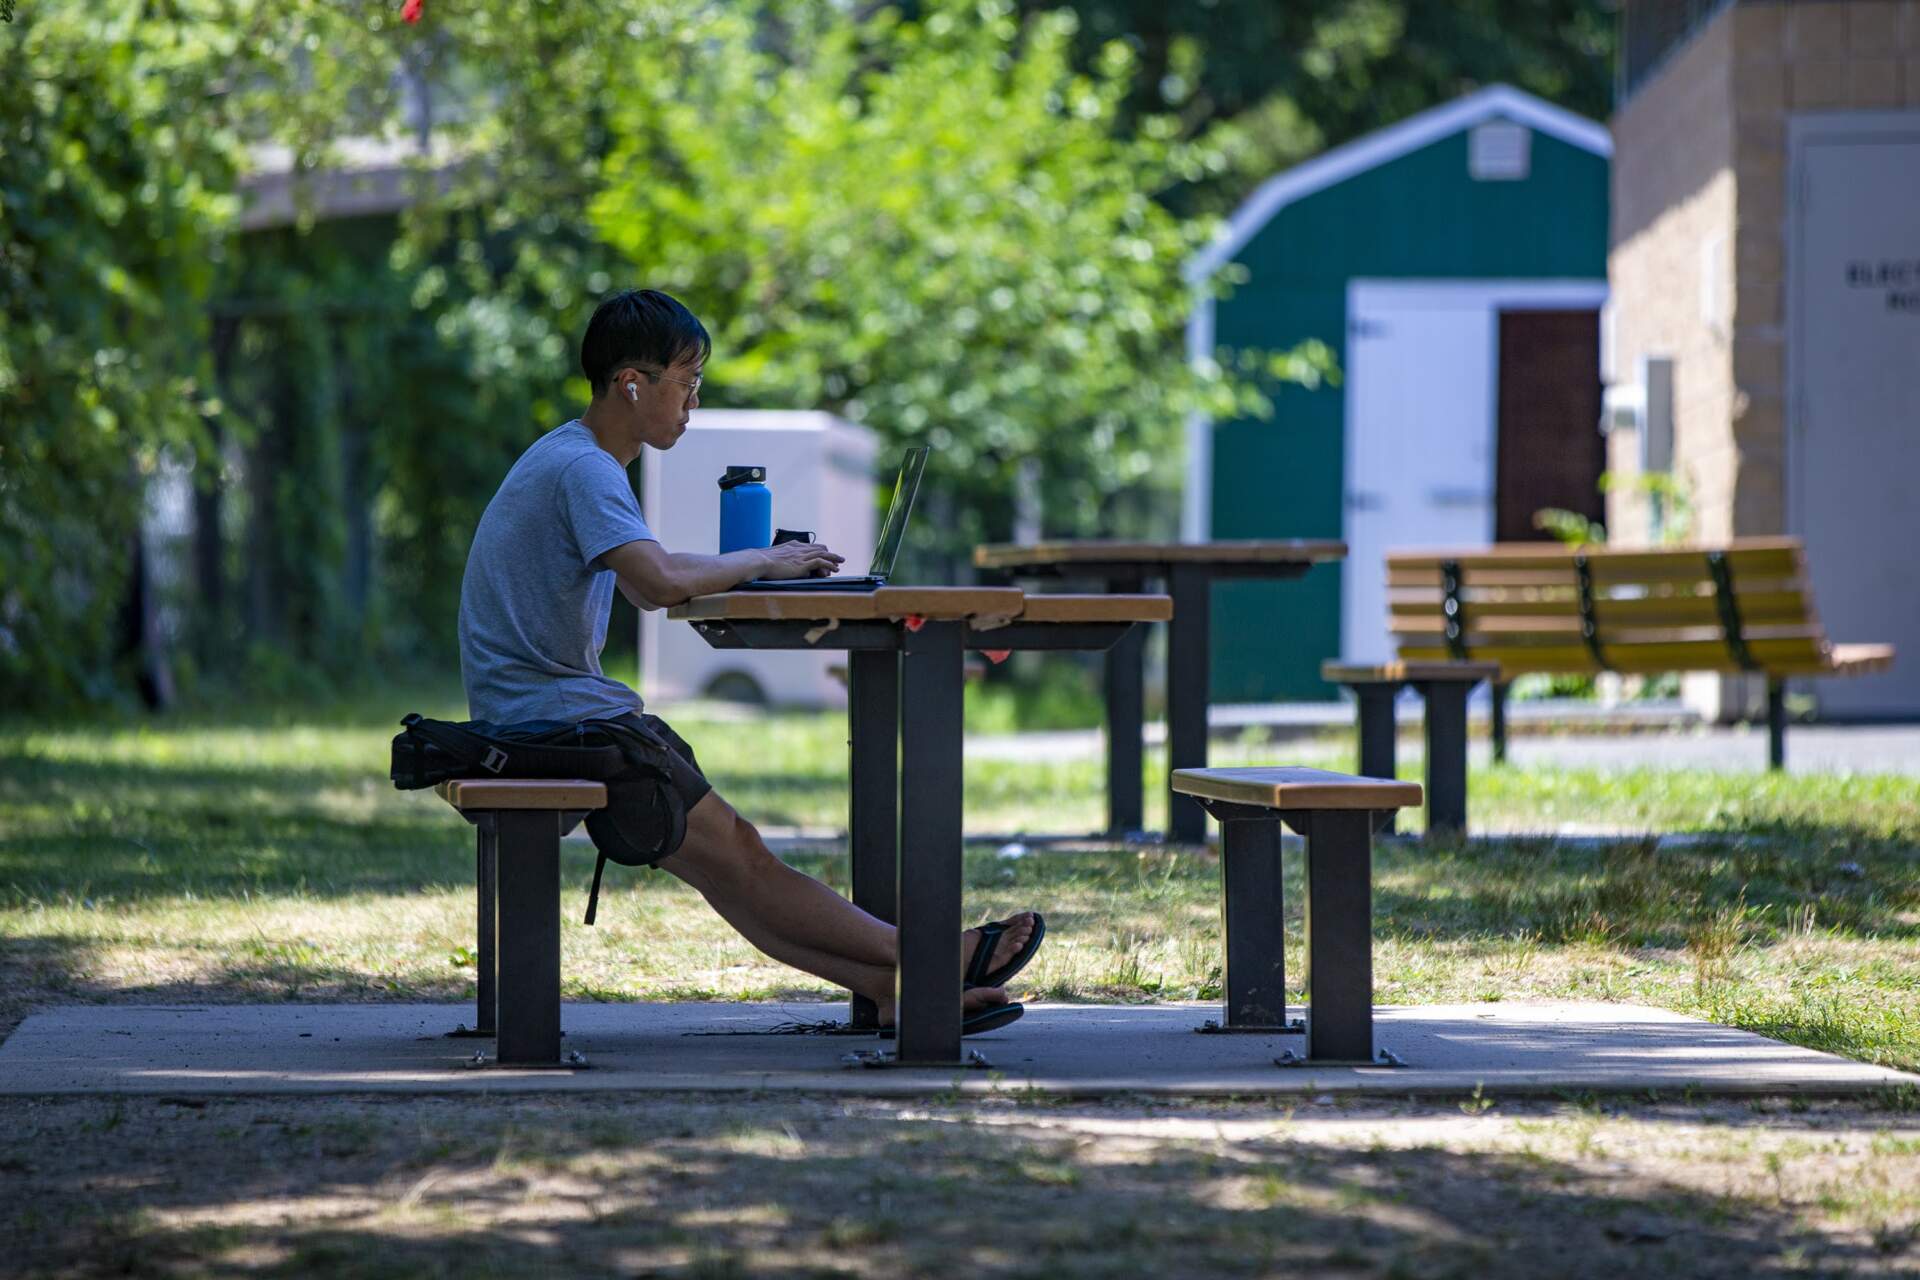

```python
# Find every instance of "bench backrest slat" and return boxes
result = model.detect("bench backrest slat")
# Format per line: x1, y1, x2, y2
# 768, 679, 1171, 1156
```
1389, 585, 1813, 630
1388, 537, 1803, 574
1397, 633, 1830, 675
1383, 539, 1836, 678
1391, 617, 1822, 645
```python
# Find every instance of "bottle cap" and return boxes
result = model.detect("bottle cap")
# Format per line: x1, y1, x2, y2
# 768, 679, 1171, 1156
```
718, 465, 766, 490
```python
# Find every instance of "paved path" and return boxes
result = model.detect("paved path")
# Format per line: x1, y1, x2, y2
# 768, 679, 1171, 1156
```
969, 707, 1920, 776
2, 1002, 1913, 1098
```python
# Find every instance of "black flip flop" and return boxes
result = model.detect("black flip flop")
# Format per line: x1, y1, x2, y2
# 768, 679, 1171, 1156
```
878, 1001, 1025, 1039
964, 912, 1046, 990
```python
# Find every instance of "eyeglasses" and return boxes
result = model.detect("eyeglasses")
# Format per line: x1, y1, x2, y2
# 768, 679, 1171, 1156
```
647, 369, 702, 399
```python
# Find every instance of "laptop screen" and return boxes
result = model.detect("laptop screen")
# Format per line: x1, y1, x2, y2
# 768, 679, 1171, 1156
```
868, 447, 930, 577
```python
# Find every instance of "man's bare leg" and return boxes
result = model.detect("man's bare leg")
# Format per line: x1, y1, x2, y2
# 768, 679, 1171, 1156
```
657, 791, 1038, 991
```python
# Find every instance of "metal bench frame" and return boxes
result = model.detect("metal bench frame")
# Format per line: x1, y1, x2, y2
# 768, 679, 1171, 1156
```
1174, 767, 1421, 1065
439, 783, 603, 1066
1321, 662, 1498, 836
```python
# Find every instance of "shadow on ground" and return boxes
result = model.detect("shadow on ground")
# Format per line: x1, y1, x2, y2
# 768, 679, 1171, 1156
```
8, 1094, 1914, 1278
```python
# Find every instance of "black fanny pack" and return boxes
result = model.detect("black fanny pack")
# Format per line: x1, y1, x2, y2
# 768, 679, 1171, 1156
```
389, 712, 689, 925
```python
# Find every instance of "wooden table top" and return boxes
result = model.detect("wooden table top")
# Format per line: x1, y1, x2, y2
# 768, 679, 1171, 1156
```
669, 587, 1173, 625
670, 585, 1025, 623
974, 539, 1347, 571
1017, 594, 1173, 623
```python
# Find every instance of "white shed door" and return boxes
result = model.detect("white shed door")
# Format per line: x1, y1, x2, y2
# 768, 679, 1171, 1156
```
1342, 290, 1496, 663
1791, 118, 1920, 716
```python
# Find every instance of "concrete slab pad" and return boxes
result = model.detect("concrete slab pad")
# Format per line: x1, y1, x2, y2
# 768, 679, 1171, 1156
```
1, 1002, 1913, 1099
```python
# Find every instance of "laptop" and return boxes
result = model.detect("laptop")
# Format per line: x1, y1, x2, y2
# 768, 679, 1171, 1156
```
733, 446, 929, 592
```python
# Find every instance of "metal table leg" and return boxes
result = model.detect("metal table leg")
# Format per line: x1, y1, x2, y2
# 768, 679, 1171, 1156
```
1352, 681, 1400, 835
1490, 681, 1510, 764
848, 647, 900, 1029
895, 619, 966, 1064
1767, 678, 1786, 770
1102, 575, 1147, 836
493, 809, 563, 1066
1166, 564, 1212, 844
1416, 679, 1472, 837
1301, 809, 1374, 1063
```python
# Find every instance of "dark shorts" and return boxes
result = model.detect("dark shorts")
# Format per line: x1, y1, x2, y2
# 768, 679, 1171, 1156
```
608, 711, 713, 865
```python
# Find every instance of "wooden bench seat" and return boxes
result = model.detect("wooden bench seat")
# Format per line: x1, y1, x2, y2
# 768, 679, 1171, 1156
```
437, 778, 607, 1066
1383, 538, 1894, 768
1172, 766, 1421, 1064
436, 779, 608, 809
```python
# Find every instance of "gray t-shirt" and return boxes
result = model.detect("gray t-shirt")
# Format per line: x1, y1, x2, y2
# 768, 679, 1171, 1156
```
458, 421, 656, 723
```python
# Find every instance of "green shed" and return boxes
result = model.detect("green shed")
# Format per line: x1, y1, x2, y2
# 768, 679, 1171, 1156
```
1185, 84, 1612, 702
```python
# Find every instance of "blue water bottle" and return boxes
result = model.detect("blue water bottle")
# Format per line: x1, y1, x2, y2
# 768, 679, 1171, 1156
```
718, 465, 772, 554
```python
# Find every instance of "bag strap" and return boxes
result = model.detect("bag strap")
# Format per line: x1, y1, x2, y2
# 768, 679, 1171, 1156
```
584, 852, 609, 926
573, 718, 687, 926
403, 715, 625, 779
401, 715, 515, 770
577, 718, 679, 782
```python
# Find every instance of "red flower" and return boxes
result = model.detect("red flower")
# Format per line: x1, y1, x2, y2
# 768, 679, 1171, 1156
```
401, 0, 424, 24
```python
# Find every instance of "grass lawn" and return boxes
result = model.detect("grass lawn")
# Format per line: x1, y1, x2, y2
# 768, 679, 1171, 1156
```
2, 688, 1918, 1275
2, 688, 1916, 1068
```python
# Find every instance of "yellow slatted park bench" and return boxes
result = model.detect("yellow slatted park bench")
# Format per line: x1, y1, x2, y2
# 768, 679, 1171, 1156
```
1384, 537, 1894, 770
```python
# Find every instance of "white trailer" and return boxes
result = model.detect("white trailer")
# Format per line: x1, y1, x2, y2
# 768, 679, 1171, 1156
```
638, 410, 879, 708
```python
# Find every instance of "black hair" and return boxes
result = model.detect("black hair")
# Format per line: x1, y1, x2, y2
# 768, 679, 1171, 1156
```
579, 289, 712, 397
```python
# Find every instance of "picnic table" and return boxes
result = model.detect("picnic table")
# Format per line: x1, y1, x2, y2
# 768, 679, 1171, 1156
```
972, 540, 1346, 842
669, 585, 1169, 1064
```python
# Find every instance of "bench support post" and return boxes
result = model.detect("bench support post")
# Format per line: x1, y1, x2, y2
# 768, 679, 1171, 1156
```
1417, 679, 1471, 836
1166, 564, 1212, 844
1102, 573, 1147, 836
1301, 809, 1375, 1063
848, 648, 901, 1030
491, 810, 564, 1066
1767, 678, 1786, 771
1490, 681, 1509, 765
895, 619, 966, 1065
1217, 812, 1290, 1030
475, 823, 498, 1036
1351, 682, 1399, 836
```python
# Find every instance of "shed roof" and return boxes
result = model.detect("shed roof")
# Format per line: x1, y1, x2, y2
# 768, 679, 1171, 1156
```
1185, 83, 1611, 284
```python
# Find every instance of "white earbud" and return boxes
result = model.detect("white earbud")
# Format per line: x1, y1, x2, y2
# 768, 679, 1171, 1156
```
626, 383, 639, 402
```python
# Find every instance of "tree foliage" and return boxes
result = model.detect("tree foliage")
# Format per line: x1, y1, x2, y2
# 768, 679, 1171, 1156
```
0, 0, 610, 703
0, 3, 240, 702
591, 0, 1309, 565
1029, 0, 1616, 213
2, 0, 1608, 709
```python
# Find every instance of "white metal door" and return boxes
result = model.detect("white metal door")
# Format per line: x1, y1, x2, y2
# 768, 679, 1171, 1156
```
1790, 114, 1920, 717
1342, 290, 1497, 663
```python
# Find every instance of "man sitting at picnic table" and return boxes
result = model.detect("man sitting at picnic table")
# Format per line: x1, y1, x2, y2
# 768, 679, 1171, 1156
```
457, 288, 1042, 1035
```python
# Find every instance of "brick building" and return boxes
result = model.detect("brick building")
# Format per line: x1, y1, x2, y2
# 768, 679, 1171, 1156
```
1606, 0, 1920, 718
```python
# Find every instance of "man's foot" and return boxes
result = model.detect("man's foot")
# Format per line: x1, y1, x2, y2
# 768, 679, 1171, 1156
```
874, 985, 1009, 1029
963, 911, 1043, 988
